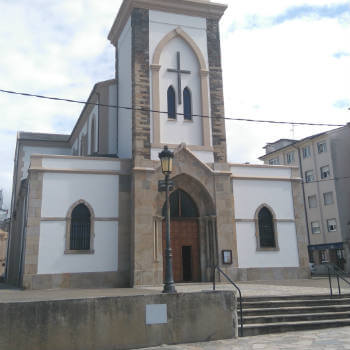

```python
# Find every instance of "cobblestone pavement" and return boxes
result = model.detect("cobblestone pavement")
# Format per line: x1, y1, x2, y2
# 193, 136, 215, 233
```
140, 327, 350, 350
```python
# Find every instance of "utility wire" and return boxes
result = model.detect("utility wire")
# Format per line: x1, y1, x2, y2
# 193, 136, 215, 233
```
0, 88, 346, 128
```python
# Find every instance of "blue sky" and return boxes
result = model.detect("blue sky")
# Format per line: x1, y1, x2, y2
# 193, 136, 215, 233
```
0, 0, 349, 210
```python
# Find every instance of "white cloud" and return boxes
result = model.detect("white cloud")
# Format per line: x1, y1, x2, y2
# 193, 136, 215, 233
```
0, 0, 349, 207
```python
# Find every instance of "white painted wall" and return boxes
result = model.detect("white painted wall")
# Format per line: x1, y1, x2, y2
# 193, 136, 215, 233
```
149, 10, 212, 148
22, 146, 71, 179
236, 222, 299, 268
117, 17, 132, 159
232, 164, 299, 268
108, 84, 118, 155
37, 221, 118, 274
41, 173, 119, 218
37, 158, 120, 274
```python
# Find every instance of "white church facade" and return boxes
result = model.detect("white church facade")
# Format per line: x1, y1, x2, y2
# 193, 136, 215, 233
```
7, 0, 309, 289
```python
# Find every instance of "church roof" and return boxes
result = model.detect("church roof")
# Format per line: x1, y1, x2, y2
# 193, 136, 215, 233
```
17, 132, 70, 143
108, 0, 227, 45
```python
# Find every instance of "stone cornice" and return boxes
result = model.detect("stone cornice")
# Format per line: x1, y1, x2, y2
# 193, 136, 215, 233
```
108, 0, 227, 45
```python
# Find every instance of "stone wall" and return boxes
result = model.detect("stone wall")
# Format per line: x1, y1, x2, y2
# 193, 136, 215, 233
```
206, 18, 227, 163
131, 8, 151, 162
0, 291, 236, 350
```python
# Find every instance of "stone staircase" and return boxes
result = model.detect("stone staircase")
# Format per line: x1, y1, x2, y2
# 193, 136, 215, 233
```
239, 294, 350, 337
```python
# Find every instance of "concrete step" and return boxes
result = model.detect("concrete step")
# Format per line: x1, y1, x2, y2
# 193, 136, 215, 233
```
242, 318, 350, 337
239, 293, 350, 303
242, 297, 350, 309
242, 311, 350, 324
243, 304, 350, 316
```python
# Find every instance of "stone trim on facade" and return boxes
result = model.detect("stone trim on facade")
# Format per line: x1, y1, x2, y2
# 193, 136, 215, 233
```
108, 0, 227, 45
207, 18, 227, 163
132, 8, 151, 162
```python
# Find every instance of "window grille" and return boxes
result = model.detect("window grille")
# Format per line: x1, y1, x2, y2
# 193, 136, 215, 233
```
269, 157, 279, 165
258, 207, 276, 248
70, 203, 91, 250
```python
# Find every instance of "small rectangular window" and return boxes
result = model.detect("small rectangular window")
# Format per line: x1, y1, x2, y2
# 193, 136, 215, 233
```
286, 151, 294, 164
308, 195, 317, 208
269, 157, 280, 165
320, 165, 330, 179
302, 146, 311, 159
305, 170, 314, 183
327, 219, 337, 232
317, 141, 327, 153
323, 192, 334, 205
311, 221, 321, 234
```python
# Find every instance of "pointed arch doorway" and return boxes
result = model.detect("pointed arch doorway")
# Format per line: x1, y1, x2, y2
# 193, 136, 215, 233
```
162, 189, 200, 282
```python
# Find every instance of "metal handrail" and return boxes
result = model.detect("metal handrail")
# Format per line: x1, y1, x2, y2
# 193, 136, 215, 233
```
212, 265, 243, 337
327, 263, 350, 297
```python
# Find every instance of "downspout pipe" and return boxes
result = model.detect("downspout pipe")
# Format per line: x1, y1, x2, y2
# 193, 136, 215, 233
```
293, 146, 311, 248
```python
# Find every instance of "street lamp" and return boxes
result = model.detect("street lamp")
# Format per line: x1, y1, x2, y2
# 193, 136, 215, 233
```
159, 145, 177, 294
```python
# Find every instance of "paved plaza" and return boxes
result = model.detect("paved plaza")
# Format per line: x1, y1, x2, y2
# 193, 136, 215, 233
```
139, 327, 350, 350
0, 277, 349, 302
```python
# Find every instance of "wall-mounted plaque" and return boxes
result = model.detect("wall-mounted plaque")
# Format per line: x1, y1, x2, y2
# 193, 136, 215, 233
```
222, 250, 232, 265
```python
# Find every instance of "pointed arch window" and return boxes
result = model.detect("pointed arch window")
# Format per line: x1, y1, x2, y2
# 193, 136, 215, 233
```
183, 87, 192, 121
162, 189, 198, 218
167, 86, 176, 119
256, 206, 278, 250
65, 200, 95, 254
90, 118, 96, 155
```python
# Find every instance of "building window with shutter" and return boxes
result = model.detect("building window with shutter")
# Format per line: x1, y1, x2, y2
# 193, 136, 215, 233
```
308, 195, 317, 208
323, 192, 334, 205
311, 221, 321, 234
286, 151, 295, 164
269, 157, 280, 165
320, 165, 330, 179
317, 141, 327, 153
255, 205, 279, 251
65, 200, 95, 254
327, 219, 337, 232
302, 146, 311, 158
305, 170, 314, 183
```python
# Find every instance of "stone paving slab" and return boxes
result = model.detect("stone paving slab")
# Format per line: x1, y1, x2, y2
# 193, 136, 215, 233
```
139, 278, 350, 298
139, 327, 350, 350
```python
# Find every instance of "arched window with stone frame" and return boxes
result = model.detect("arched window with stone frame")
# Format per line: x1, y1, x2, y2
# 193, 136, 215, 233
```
65, 200, 95, 254
183, 87, 192, 121
255, 204, 279, 251
167, 86, 176, 119
90, 117, 96, 155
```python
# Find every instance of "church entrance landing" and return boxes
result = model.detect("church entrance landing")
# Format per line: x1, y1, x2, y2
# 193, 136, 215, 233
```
162, 190, 200, 282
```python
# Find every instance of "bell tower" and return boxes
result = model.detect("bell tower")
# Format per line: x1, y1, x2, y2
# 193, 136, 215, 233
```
108, 0, 228, 164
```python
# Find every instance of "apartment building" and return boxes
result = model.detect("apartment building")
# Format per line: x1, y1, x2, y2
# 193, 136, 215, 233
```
260, 125, 350, 273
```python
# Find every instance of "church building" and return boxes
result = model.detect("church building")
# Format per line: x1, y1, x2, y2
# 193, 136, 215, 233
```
7, 0, 309, 289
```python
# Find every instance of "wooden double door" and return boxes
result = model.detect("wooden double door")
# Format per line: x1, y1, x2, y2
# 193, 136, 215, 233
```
162, 219, 200, 282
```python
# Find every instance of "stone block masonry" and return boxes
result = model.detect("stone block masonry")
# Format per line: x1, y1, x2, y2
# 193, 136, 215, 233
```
0, 291, 236, 350
207, 18, 227, 163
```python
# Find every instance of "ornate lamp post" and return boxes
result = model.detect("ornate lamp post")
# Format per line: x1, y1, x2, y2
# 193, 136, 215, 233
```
158, 145, 177, 294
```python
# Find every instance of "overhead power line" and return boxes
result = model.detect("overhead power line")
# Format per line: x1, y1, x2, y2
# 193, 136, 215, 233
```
0, 88, 346, 127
